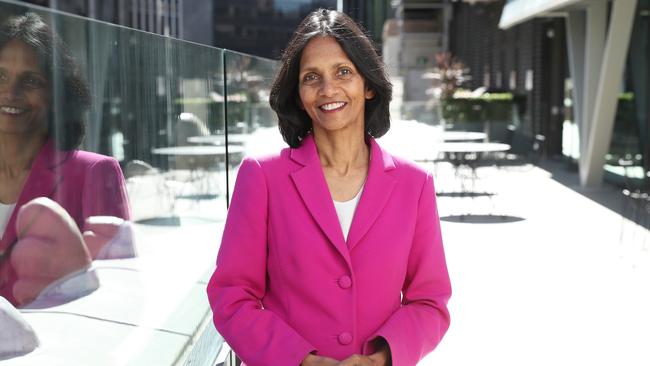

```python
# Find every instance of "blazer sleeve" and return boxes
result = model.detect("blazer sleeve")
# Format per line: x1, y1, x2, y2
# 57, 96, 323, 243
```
206, 157, 316, 366
364, 171, 451, 365
82, 157, 131, 220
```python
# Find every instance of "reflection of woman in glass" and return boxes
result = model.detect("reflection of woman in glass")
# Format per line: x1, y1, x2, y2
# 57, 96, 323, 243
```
208, 9, 450, 366
0, 13, 131, 307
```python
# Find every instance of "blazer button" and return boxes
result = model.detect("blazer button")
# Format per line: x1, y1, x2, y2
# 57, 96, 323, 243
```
338, 332, 352, 345
338, 275, 352, 289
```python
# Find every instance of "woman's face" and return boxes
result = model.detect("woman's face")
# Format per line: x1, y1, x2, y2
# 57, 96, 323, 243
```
298, 36, 374, 137
0, 40, 50, 138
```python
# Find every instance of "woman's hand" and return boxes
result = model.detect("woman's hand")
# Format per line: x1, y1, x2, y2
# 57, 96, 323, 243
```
338, 337, 391, 366
337, 354, 374, 366
300, 354, 339, 366
367, 347, 391, 366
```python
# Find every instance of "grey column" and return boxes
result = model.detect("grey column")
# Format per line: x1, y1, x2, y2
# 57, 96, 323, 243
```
581, 0, 607, 169
582, 0, 639, 186
566, 10, 586, 162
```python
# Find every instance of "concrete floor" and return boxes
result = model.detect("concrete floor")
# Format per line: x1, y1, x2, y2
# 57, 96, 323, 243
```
418, 158, 650, 366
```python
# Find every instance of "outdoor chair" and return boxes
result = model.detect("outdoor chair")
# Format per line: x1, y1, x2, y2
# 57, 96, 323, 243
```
618, 156, 650, 249
529, 134, 546, 164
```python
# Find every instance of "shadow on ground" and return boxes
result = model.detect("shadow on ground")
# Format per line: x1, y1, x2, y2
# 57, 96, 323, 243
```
436, 192, 495, 198
440, 214, 526, 224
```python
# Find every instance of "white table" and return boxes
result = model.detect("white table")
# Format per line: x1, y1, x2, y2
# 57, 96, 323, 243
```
442, 131, 488, 142
151, 145, 246, 201
437, 142, 510, 154
187, 134, 248, 145
151, 145, 244, 156
436, 143, 511, 212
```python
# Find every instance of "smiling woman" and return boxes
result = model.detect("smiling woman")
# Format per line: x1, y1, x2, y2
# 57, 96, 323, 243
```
0, 13, 132, 308
298, 37, 375, 142
207, 8, 452, 366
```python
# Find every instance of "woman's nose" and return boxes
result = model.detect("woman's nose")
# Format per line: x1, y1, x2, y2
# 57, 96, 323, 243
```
0, 79, 21, 101
318, 78, 339, 97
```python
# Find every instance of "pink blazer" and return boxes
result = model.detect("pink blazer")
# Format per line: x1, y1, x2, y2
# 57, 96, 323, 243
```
207, 134, 451, 365
0, 138, 131, 303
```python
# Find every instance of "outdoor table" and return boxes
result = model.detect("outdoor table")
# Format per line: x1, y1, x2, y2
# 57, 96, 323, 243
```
151, 145, 246, 199
187, 134, 248, 145
151, 145, 244, 156
442, 131, 488, 142
436, 142, 511, 215
437, 142, 510, 154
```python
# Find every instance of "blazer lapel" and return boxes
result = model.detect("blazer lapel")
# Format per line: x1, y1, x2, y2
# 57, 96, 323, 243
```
0, 139, 65, 253
346, 137, 396, 250
290, 135, 350, 265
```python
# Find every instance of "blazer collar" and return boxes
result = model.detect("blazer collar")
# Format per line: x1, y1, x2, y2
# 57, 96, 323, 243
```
290, 134, 396, 264
0, 139, 68, 253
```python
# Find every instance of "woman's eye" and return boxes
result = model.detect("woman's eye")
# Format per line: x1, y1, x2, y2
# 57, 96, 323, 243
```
339, 68, 352, 76
303, 74, 318, 83
22, 76, 46, 89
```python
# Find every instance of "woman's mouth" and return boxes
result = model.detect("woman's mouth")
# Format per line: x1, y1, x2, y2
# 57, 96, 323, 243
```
0, 106, 26, 115
319, 102, 347, 113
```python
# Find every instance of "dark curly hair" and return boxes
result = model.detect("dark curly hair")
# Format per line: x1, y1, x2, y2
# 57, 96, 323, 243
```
270, 9, 392, 148
0, 12, 90, 150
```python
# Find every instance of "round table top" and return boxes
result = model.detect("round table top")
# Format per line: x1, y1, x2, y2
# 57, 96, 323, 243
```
442, 131, 488, 142
187, 134, 248, 145
151, 145, 245, 156
437, 142, 511, 153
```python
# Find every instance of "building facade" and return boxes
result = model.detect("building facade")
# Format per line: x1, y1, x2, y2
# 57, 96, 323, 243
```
449, 1, 567, 157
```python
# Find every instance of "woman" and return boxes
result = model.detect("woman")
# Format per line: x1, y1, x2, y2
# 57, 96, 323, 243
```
207, 9, 451, 366
0, 13, 131, 306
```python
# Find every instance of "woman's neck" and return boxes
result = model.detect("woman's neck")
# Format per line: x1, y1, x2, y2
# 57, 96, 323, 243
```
313, 130, 369, 176
0, 134, 46, 176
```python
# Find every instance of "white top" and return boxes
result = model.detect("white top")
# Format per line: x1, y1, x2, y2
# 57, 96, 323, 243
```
333, 186, 363, 242
0, 202, 15, 237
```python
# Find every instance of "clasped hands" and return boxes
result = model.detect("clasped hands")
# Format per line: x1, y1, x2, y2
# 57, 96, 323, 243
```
301, 339, 391, 366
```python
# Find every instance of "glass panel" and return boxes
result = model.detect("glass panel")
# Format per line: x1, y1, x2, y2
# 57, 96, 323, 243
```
223, 50, 282, 202
0, 0, 250, 363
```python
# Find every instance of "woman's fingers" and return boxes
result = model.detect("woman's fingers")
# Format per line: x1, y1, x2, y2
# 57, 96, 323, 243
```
337, 354, 375, 366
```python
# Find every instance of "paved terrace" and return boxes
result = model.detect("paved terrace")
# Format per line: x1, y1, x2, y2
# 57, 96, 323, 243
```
415, 158, 650, 366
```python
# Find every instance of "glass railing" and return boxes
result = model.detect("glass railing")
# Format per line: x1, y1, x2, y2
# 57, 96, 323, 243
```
0, 1, 280, 364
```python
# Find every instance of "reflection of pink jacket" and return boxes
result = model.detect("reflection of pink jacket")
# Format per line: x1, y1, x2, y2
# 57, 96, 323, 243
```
207, 135, 451, 366
0, 139, 131, 304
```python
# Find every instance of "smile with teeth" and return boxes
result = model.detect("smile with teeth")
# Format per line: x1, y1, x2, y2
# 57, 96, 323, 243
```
0, 106, 25, 115
319, 102, 346, 112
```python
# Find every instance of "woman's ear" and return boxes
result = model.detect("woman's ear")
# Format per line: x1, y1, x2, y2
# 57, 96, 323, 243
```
365, 87, 375, 100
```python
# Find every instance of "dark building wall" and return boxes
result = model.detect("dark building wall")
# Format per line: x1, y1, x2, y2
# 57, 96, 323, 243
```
343, 0, 394, 52
212, 0, 337, 60
183, 0, 213, 46
449, 2, 567, 156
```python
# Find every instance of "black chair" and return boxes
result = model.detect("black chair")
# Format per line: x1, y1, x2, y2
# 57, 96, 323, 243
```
618, 156, 650, 247
529, 134, 546, 165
